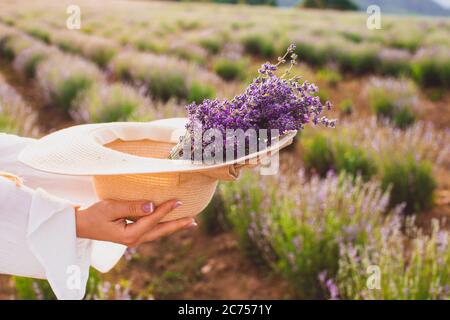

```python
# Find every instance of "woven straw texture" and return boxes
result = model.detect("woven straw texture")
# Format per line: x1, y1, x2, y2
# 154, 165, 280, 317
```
93, 139, 220, 222
18, 119, 297, 176
19, 119, 296, 221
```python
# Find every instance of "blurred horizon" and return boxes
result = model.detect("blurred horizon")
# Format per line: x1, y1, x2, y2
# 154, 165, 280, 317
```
260, 0, 450, 16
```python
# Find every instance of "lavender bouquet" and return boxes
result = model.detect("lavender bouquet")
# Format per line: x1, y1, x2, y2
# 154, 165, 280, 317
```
169, 44, 336, 162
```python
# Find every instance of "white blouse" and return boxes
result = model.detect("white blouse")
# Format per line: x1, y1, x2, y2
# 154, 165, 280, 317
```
0, 133, 126, 299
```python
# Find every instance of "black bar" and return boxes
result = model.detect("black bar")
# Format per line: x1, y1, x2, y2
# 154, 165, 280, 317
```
0, 299, 446, 318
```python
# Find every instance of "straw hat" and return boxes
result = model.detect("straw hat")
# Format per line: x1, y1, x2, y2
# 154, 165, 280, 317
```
19, 118, 296, 221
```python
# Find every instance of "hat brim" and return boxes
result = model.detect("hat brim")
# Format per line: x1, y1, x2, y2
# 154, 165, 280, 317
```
19, 118, 296, 176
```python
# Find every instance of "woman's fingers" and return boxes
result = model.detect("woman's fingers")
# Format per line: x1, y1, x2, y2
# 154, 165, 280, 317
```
138, 217, 197, 244
102, 199, 154, 219
120, 199, 182, 246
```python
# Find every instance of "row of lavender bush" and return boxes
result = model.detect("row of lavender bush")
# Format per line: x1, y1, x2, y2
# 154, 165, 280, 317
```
0, 73, 38, 135
5, 22, 220, 103
0, 25, 158, 123
298, 117, 449, 214
6, 10, 450, 91
215, 170, 449, 299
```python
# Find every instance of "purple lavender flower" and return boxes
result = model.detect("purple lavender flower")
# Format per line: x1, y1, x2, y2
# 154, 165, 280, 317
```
326, 279, 340, 300
169, 44, 336, 161
32, 282, 44, 300
124, 247, 137, 261
318, 271, 340, 300
318, 271, 328, 284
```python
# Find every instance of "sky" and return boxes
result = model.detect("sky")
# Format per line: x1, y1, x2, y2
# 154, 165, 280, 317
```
433, 0, 450, 9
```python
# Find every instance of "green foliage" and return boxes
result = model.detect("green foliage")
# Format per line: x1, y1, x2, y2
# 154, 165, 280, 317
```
388, 34, 421, 53
300, 117, 447, 217
412, 59, 441, 88
368, 81, 416, 129
269, 209, 340, 298
91, 46, 116, 68
77, 84, 143, 123
147, 71, 188, 101
3, 18, 15, 26
317, 69, 342, 87
213, 59, 246, 81
393, 106, 415, 129
427, 88, 445, 101
0, 74, 36, 135
370, 92, 395, 118
381, 156, 436, 214
220, 177, 268, 266
0, 36, 32, 60
112, 61, 133, 81
341, 31, 363, 43
301, 0, 358, 11
85, 269, 135, 300
83, 268, 102, 299
334, 142, 377, 181
0, 114, 16, 133
169, 45, 206, 64
28, 27, 51, 44
55, 75, 94, 111
301, 133, 334, 176
337, 219, 450, 300
187, 81, 216, 103
213, 0, 276, 5
337, 45, 379, 74
412, 55, 450, 89
199, 37, 222, 54
292, 40, 327, 67
242, 34, 276, 58
245, 0, 277, 5
24, 52, 46, 78
36, 54, 101, 111
57, 40, 81, 54
13, 277, 56, 300
176, 19, 201, 31
300, 132, 376, 180
338, 98, 353, 116
378, 58, 411, 77
199, 191, 229, 235
221, 172, 388, 298
12, 269, 136, 300
0, 36, 14, 60
147, 270, 186, 299
213, 0, 238, 4
133, 38, 164, 53
314, 88, 330, 104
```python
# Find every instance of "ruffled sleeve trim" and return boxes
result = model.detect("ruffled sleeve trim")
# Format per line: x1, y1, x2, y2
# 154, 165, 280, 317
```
26, 188, 92, 300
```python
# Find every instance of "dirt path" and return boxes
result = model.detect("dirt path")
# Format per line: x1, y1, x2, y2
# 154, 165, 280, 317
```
417, 166, 450, 232
0, 276, 13, 299
0, 58, 74, 134
108, 228, 291, 300
0, 229, 290, 300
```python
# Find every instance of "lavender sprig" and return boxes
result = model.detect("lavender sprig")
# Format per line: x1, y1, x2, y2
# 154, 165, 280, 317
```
169, 44, 336, 161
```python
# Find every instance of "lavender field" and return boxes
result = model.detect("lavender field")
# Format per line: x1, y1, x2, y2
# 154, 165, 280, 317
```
0, 0, 449, 300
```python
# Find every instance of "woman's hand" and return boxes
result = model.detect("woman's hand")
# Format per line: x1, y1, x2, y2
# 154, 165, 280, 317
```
75, 199, 197, 247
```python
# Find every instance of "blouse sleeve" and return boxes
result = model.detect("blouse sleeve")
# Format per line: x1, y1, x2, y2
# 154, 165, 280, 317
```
0, 133, 126, 299
0, 177, 91, 299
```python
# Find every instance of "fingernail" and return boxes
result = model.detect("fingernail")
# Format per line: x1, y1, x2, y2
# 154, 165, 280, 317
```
142, 202, 154, 213
186, 221, 198, 229
172, 201, 183, 210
